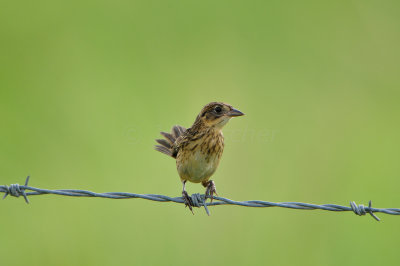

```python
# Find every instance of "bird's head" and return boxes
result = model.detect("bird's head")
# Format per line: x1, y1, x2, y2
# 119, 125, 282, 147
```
196, 102, 244, 129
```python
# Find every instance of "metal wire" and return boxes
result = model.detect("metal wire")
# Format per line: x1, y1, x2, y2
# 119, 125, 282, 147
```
2, 176, 400, 220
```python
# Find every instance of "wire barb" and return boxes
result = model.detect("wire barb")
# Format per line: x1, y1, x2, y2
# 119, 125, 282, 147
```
1, 176, 399, 220
350, 200, 380, 221
190, 193, 210, 216
2, 176, 30, 204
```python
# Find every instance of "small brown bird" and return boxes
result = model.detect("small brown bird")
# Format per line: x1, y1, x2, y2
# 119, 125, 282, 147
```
155, 102, 244, 213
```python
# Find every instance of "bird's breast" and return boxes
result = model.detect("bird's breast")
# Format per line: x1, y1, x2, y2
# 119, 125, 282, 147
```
176, 131, 224, 183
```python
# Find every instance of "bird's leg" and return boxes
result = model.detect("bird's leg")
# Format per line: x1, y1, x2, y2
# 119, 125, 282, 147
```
203, 180, 218, 203
182, 180, 194, 214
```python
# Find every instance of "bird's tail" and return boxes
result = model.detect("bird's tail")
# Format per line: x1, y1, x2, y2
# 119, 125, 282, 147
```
154, 125, 186, 158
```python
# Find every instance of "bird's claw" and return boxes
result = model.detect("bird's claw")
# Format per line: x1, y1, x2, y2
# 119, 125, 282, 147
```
205, 180, 218, 203
182, 190, 194, 214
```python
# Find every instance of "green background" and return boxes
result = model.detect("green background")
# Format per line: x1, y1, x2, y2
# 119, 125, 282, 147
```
1, 1, 399, 265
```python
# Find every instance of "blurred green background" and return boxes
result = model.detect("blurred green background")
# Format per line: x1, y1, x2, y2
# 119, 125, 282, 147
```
1, 0, 399, 265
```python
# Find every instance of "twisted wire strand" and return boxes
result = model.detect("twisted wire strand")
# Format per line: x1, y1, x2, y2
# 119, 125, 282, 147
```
2, 176, 400, 220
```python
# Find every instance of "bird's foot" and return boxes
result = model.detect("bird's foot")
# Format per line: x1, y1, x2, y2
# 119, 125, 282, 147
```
205, 180, 218, 203
182, 190, 194, 214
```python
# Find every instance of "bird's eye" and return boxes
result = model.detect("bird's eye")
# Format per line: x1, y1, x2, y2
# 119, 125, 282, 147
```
214, 106, 222, 113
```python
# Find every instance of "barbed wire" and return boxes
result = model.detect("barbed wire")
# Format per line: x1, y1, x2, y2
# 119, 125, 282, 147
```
2, 176, 400, 220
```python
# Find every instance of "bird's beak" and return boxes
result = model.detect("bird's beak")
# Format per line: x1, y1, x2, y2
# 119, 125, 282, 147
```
227, 108, 245, 117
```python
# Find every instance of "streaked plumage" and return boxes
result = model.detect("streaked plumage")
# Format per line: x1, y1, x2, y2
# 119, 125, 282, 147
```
155, 102, 244, 213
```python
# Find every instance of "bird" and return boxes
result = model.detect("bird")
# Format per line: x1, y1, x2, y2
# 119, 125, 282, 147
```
154, 102, 244, 213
